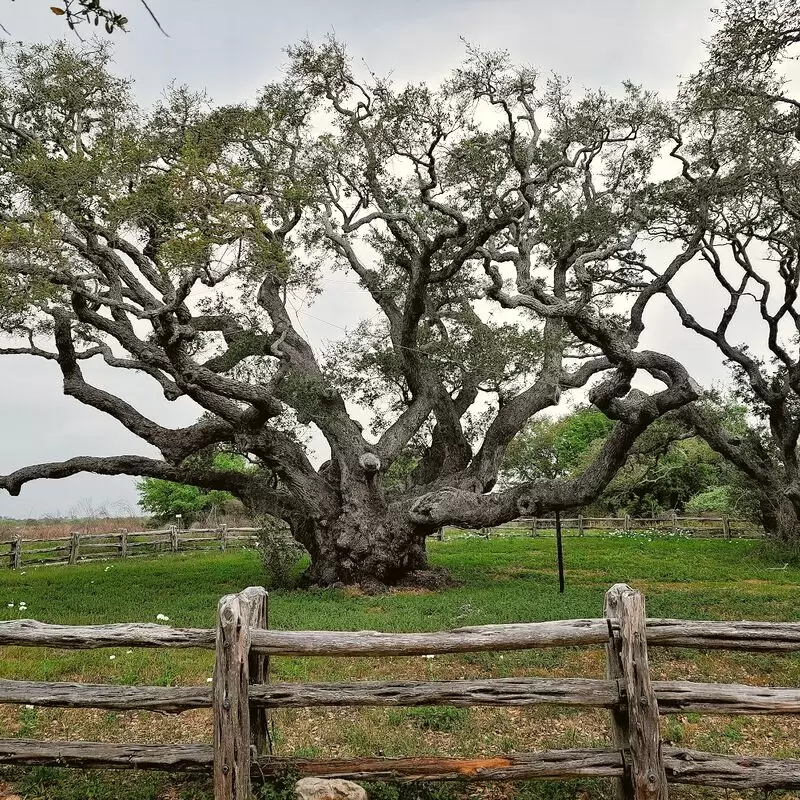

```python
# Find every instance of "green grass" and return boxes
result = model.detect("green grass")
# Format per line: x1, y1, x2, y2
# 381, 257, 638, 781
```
3, 536, 797, 629
1, 536, 800, 799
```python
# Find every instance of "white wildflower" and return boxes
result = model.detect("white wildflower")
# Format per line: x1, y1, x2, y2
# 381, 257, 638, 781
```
6, 603, 13, 608
206, 677, 213, 683
423, 654, 435, 659
126, 650, 133, 654
109, 655, 116, 660
24, 704, 34, 710
156, 613, 170, 622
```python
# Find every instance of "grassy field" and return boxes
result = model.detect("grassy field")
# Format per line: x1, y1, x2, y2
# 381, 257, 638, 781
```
1, 534, 799, 799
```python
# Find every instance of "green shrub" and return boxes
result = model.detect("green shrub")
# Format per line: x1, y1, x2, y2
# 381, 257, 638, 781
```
257, 517, 307, 589
686, 485, 735, 514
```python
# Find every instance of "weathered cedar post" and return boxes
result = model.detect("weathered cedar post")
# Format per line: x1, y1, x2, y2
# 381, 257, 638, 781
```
578, 514, 584, 537
10, 535, 21, 569
671, 512, 677, 535
604, 583, 668, 800
119, 530, 128, 558
624, 514, 632, 533
220, 524, 228, 552
242, 586, 269, 755
213, 586, 267, 799
69, 531, 80, 565
722, 516, 731, 539
605, 585, 633, 800
170, 525, 179, 552
530, 517, 538, 537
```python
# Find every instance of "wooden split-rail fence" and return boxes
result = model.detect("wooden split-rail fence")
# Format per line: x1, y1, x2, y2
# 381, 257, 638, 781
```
493, 514, 762, 539
1, 526, 259, 570
1, 514, 763, 572
1, 584, 800, 798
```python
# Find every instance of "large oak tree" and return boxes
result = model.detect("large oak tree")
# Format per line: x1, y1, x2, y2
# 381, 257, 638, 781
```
0, 40, 703, 586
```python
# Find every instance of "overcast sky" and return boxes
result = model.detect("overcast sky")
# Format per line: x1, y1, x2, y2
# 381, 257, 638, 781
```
0, 1, 727, 518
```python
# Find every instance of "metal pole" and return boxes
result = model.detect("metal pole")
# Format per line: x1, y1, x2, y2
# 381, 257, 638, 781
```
555, 510, 565, 593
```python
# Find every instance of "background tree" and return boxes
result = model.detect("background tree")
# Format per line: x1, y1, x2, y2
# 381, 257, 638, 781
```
657, 0, 800, 544
501, 407, 614, 484
0, 40, 702, 586
598, 417, 732, 516
137, 451, 245, 525
502, 404, 747, 517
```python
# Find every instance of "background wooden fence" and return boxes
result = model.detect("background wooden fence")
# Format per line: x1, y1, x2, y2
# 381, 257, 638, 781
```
0, 526, 259, 569
478, 514, 763, 539
1, 584, 800, 798
0, 514, 764, 570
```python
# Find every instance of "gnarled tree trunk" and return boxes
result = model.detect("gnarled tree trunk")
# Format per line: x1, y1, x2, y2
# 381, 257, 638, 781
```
289, 478, 433, 588
299, 513, 429, 588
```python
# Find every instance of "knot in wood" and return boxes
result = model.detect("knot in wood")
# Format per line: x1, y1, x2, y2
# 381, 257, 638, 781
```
223, 698, 231, 710
359, 452, 381, 474
639, 696, 649, 708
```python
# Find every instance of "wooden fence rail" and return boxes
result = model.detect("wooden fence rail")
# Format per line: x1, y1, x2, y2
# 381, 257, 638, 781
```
2, 676, 799, 715
2, 585, 800, 797
5, 617, 800, 652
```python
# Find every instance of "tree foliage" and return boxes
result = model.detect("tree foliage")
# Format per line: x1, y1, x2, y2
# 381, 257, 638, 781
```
501, 408, 614, 484
137, 452, 246, 524
503, 405, 748, 516
7, 1, 162, 35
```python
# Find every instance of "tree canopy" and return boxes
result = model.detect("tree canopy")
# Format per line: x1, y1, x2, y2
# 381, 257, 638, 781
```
3, 5, 799, 584
0, 37, 705, 585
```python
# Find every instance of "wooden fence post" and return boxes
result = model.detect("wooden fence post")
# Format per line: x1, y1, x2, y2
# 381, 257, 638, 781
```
69, 531, 80, 565
170, 526, 178, 553
10, 536, 21, 569
530, 517, 538, 537
605, 583, 668, 800
119, 530, 128, 558
578, 514, 584, 537
671, 513, 677, 535
605, 585, 633, 800
624, 514, 632, 533
214, 587, 265, 799
241, 586, 269, 755
220, 524, 228, 552
722, 516, 731, 539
